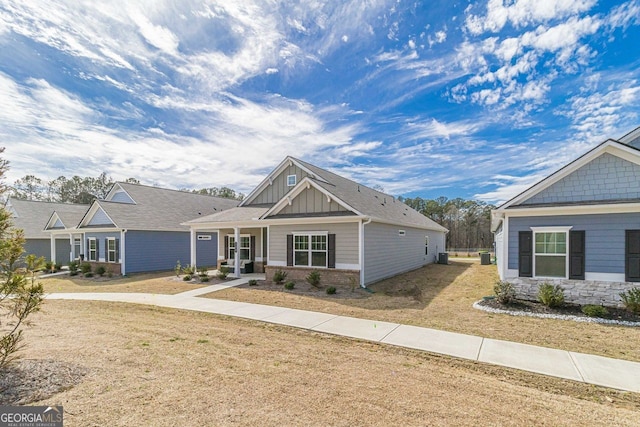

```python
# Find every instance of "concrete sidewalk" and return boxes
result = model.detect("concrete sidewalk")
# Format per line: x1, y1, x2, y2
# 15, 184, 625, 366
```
46, 282, 640, 394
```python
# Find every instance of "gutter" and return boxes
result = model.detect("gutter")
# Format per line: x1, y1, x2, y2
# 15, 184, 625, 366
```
359, 217, 372, 288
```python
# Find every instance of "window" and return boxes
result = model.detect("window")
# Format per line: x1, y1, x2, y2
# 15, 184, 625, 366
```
74, 238, 81, 259
294, 233, 327, 267
287, 175, 296, 186
107, 238, 117, 263
228, 235, 251, 260
425, 236, 429, 255
88, 238, 97, 261
533, 229, 568, 278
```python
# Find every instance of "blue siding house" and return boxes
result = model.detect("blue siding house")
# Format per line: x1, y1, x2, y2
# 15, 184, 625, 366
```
46, 183, 239, 274
492, 126, 640, 307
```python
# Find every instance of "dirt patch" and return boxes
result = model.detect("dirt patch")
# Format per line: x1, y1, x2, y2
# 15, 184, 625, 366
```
205, 260, 640, 362
11, 300, 640, 425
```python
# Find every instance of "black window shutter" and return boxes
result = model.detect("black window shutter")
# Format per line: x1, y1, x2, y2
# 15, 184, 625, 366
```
569, 230, 585, 280
224, 236, 229, 259
327, 234, 336, 269
86, 239, 89, 259
96, 239, 100, 261
115, 238, 120, 263
286, 235, 293, 266
626, 230, 640, 282
250, 236, 256, 260
518, 231, 533, 278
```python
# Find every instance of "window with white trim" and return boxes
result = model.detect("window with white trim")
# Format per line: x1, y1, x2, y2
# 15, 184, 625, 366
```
74, 238, 81, 259
287, 175, 296, 186
294, 233, 327, 267
88, 238, 97, 261
107, 238, 117, 263
228, 235, 251, 260
533, 229, 568, 278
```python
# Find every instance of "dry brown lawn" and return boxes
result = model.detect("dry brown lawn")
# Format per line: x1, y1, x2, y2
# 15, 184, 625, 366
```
41, 272, 208, 295
205, 260, 640, 362
14, 301, 640, 426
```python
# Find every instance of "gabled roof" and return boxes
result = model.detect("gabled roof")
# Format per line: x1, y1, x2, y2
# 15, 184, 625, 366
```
7, 198, 88, 239
45, 203, 91, 231
78, 182, 241, 232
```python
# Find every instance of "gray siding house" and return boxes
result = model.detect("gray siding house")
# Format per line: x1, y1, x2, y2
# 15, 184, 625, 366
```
492, 126, 640, 307
45, 183, 239, 274
6, 198, 88, 265
185, 157, 447, 286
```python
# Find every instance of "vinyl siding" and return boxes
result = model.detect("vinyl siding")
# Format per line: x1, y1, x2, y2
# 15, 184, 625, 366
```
269, 222, 359, 265
125, 231, 190, 273
195, 232, 218, 268
23, 239, 50, 261
278, 186, 349, 215
363, 222, 445, 285
109, 191, 135, 203
248, 164, 310, 205
55, 239, 71, 264
85, 232, 121, 262
507, 213, 640, 274
519, 153, 640, 205
88, 208, 114, 226
217, 228, 264, 260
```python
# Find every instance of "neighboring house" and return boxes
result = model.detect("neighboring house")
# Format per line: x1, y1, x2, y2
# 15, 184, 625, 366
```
45, 183, 240, 275
492, 126, 640, 307
184, 156, 447, 286
6, 198, 89, 265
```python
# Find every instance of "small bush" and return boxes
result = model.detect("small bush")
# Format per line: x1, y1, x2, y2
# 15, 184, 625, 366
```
493, 280, 516, 305
80, 262, 92, 274
182, 264, 195, 275
217, 266, 229, 280
54, 263, 62, 272
84, 272, 93, 278
248, 279, 258, 286
174, 260, 182, 277
273, 269, 287, 284
95, 265, 106, 276
326, 286, 337, 295
44, 261, 54, 273
581, 305, 609, 318
284, 281, 295, 290
106, 269, 114, 278
68, 261, 79, 276
183, 275, 192, 281
620, 288, 640, 314
306, 270, 321, 288
538, 283, 565, 308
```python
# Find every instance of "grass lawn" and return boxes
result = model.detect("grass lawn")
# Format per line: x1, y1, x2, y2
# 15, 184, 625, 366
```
41, 271, 209, 295
204, 260, 640, 362
13, 301, 640, 426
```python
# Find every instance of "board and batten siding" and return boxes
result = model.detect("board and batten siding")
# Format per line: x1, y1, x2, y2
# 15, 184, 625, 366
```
278, 186, 349, 215
125, 231, 190, 273
269, 222, 359, 266
363, 222, 445, 285
247, 164, 310, 205
507, 213, 640, 274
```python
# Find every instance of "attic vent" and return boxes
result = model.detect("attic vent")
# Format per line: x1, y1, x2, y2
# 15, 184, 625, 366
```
398, 230, 406, 236
357, 185, 360, 192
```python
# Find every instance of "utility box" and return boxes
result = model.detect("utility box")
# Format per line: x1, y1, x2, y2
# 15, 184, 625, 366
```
480, 252, 491, 265
438, 253, 448, 265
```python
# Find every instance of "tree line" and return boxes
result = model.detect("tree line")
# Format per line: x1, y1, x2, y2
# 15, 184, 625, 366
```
399, 196, 495, 250
10, 173, 244, 203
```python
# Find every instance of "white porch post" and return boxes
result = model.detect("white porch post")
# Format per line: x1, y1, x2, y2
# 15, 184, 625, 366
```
234, 227, 240, 278
120, 230, 127, 276
69, 233, 73, 262
190, 228, 197, 270
50, 234, 56, 263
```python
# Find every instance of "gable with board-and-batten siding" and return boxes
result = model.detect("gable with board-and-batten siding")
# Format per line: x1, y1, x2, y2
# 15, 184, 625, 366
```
275, 186, 351, 216
245, 164, 311, 205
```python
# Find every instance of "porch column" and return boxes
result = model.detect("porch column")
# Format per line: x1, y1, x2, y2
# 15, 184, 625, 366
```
120, 230, 127, 276
50, 234, 56, 263
69, 233, 74, 262
190, 228, 197, 270
234, 227, 240, 278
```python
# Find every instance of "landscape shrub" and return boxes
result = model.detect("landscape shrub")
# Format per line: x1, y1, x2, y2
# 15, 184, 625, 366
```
84, 272, 93, 278
620, 288, 640, 314
94, 265, 106, 277
581, 305, 609, 318
182, 264, 195, 276
80, 262, 92, 274
182, 275, 192, 281
493, 280, 516, 305
197, 267, 209, 282
248, 279, 258, 286
538, 283, 565, 308
68, 261, 79, 276
284, 281, 295, 290
54, 263, 62, 272
306, 270, 321, 288
273, 269, 287, 284
217, 266, 229, 280
174, 260, 182, 277
326, 286, 336, 295
200, 275, 209, 282
44, 261, 54, 273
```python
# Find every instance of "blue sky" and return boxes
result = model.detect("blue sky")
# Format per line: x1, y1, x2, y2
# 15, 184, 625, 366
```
1, 0, 640, 204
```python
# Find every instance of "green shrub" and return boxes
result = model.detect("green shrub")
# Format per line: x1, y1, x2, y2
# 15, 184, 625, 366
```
217, 266, 229, 280
306, 270, 321, 288
174, 260, 182, 277
95, 265, 106, 276
493, 280, 516, 305
248, 279, 258, 286
183, 275, 192, 281
54, 263, 62, 272
284, 281, 295, 290
80, 262, 92, 274
581, 305, 609, 318
273, 269, 287, 284
182, 264, 195, 275
326, 286, 337, 295
620, 288, 640, 314
68, 261, 79, 276
44, 261, 54, 273
538, 283, 565, 308
84, 272, 93, 278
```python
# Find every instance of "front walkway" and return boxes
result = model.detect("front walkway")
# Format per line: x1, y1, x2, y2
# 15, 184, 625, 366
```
46, 277, 640, 394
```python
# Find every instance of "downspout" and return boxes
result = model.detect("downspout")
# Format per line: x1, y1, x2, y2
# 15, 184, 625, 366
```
120, 229, 127, 276
359, 217, 372, 288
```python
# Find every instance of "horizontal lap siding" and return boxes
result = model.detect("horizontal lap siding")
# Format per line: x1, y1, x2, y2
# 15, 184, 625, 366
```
508, 213, 640, 274
125, 231, 190, 273
85, 232, 121, 262
217, 228, 264, 260
23, 239, 50, 261
88, 208, 114, 226
55, 239, 71, 264
363, 222, 445, 285
196, 232, 218, 268
269, 222, 359, 265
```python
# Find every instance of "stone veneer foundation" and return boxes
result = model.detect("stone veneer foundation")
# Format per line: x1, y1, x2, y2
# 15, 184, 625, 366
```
511, 277, 638, 308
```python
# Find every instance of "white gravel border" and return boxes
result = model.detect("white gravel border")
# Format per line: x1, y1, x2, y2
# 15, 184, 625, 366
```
473, 300, 640, 327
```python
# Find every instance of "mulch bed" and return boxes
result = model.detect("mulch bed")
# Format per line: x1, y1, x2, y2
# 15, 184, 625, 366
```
236, 280, 371, 299
0, 359, 87, 405
478, 298, 640, 324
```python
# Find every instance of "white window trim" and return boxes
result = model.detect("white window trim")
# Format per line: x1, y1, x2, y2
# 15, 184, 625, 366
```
107, 237, 117, 263
88, 237, 97, 261
227, 234, 251, 260
530, 226, 572, 279
287, 175, 297, 186
293, 232, 328, 268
